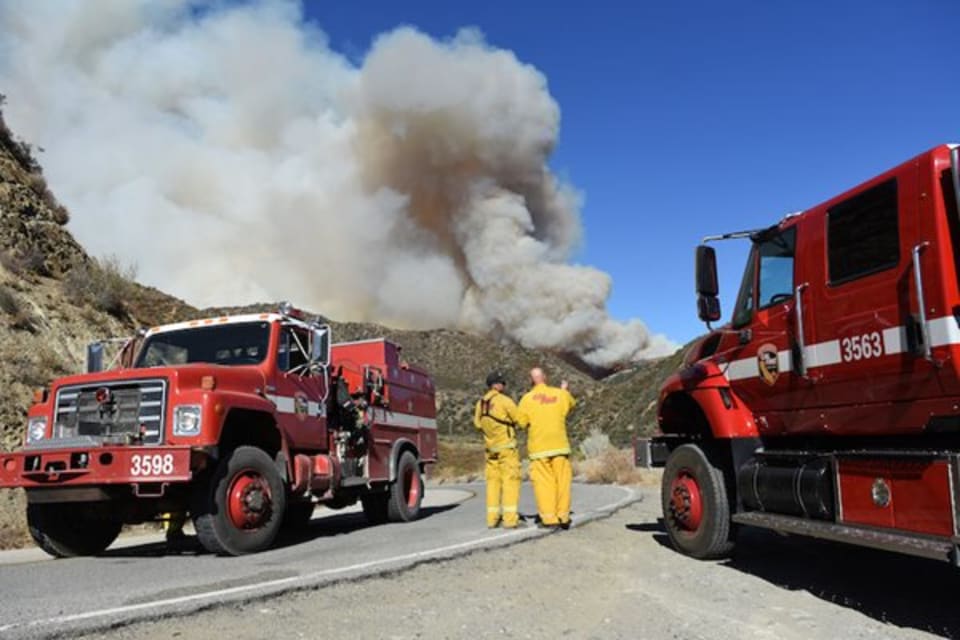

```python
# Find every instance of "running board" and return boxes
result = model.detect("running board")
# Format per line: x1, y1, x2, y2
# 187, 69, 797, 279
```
732, 511, 959, 564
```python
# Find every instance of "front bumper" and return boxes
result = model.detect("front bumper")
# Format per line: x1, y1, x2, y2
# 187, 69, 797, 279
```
633, 437, 671, 468
0, 445, 194, 489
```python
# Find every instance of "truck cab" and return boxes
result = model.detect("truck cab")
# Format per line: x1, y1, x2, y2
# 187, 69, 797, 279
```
0, 304, 438, 556
646, 144, 960, 565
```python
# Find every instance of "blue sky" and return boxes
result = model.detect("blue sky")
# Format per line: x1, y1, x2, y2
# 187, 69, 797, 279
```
305, 0, 959, 345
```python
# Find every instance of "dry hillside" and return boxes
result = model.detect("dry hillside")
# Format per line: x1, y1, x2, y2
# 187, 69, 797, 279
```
0, 103, 683, 548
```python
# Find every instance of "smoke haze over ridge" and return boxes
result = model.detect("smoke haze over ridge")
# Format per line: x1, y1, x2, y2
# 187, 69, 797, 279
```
0, 0, 676, 366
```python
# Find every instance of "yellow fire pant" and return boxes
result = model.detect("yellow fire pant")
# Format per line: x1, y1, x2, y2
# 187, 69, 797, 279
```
530, 455, 572, 526
485, 448, 521, 527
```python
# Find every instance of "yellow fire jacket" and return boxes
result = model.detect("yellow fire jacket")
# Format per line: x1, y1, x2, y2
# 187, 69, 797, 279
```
517, 383, 576, 459
473, 390, 519, 453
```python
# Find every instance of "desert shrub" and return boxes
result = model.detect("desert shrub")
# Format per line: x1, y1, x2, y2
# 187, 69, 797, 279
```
576, 447, 649, 485
0, 285, 36, 332
0, 247, 51, 278
63, 256, 137, 318
579, 428, 613, 458
26, 173, 69, 225
0, 95, 41, 174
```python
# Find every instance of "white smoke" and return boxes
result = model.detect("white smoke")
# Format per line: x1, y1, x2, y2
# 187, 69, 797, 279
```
0, 0, 676, 366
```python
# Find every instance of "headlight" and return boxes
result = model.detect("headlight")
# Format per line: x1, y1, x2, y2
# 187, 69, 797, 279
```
26, 417, 47, 444
173, 405, 202, 437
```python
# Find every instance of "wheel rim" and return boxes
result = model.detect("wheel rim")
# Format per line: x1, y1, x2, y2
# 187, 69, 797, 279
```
404, 465, 421, 509
669, 469, 703, 532
226, 469, 273, 530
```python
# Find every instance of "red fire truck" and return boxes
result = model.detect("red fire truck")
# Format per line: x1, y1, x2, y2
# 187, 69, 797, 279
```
640, 144, 960, 565
0, 303, 438, 556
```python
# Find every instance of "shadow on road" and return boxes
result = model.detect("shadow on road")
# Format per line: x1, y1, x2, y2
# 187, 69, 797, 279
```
625, 518, 960, 638
101, 503, 461, 558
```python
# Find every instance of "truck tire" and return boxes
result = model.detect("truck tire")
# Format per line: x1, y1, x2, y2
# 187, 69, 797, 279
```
191, 446, 287, 556
27, 502, 122, 558
361, 492, 389, 525
386, 451, 423, 523
661, 443, 735, 560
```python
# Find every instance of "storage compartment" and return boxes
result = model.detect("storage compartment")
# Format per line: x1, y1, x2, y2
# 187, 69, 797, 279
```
837, 458, 956, 537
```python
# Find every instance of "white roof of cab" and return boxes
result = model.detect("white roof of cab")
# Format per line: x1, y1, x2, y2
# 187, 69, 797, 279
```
144, 312, 315, 337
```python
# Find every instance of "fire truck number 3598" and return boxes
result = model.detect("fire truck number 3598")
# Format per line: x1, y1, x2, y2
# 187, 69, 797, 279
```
130, 454, 175, 477
841, 332, 883, 362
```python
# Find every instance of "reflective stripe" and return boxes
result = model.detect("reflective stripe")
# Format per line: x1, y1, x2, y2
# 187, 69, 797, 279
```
723, 314, 960, 383
486, 442, 517, 453
529, 448, 571, 460
369, 408, 438, 431
265, 394, 327, 418
502, 506, 518, 513
487, 507, 501, 513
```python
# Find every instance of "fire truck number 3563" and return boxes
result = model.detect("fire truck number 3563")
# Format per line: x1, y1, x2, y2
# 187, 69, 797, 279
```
841, 332, 883, 362
130, 454, 175, 477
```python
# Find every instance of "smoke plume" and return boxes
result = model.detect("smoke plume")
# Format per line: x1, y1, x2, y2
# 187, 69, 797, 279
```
0, 0, 675, 366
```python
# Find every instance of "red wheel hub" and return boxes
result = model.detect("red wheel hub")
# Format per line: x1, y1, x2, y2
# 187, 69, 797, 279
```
404, 466, 421, 509
227, 470, 273, 530
669, 469, 703, 532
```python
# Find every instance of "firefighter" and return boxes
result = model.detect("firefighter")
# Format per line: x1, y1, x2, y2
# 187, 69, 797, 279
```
516, 367, 576, 529
473, 370, 522, 528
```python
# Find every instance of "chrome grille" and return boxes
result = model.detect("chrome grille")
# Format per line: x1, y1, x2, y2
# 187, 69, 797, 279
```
54, 379, 166, 444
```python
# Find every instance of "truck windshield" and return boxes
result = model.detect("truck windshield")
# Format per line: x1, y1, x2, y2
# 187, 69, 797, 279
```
135, 322, 271, 368
730, 227, 796, 327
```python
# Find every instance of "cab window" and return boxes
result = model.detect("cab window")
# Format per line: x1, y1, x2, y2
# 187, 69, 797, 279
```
277, 327, 310, 373
827, 179, 899, 285
757, 227, 796, 308
731, 248, 757, 328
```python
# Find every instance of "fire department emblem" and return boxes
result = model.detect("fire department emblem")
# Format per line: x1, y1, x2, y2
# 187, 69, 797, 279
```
757, 343, 779, 386
294, 393, 309, 421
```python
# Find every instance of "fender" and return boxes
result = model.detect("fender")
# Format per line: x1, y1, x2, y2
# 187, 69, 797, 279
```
388, 438, 419, 482
659, 361, 759, 439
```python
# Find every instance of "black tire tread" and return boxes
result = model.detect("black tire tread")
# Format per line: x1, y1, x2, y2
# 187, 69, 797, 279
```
661, 443, 735, 560
27, 503, 122, 558
191, 445, 286, 556
361, 492, 389, 525
386, 451, 422, 523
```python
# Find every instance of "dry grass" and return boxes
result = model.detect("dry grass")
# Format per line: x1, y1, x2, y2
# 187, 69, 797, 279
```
0, 490, 29, 550
63, 255, 137, 318
575, 447, 662, 486
432, 437, 486, 482
0, 284, 37, 332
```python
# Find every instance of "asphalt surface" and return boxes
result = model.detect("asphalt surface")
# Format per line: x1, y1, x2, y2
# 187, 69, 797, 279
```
0, 482, 637, 640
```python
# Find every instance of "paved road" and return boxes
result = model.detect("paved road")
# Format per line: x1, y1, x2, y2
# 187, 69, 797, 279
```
0, 482, 637, 640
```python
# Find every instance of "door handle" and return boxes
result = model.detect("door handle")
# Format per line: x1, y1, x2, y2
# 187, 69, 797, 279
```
794, 282, 809, 377
912, 242, 933, 361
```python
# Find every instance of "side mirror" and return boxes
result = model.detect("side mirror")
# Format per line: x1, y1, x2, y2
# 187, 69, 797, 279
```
697, 295, 721, 323
311, 326, 331, 367
695, 245, 719, 296
86, 342, 104, 373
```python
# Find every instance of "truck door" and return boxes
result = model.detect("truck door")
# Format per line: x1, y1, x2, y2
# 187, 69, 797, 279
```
724, 224, 817, 433
806, 172, 934, 434
273, 324, 328, 451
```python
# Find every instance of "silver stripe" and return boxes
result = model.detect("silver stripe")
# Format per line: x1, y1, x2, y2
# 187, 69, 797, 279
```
265, 394, 327, 418
804, 339, 841, 368
725, 315, 960, 382
929, 316, 960, 348
370, 408, 438, 430
882, 326, 906, 355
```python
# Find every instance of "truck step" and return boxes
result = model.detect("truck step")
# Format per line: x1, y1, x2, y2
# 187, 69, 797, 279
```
732, 511, 958, 564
